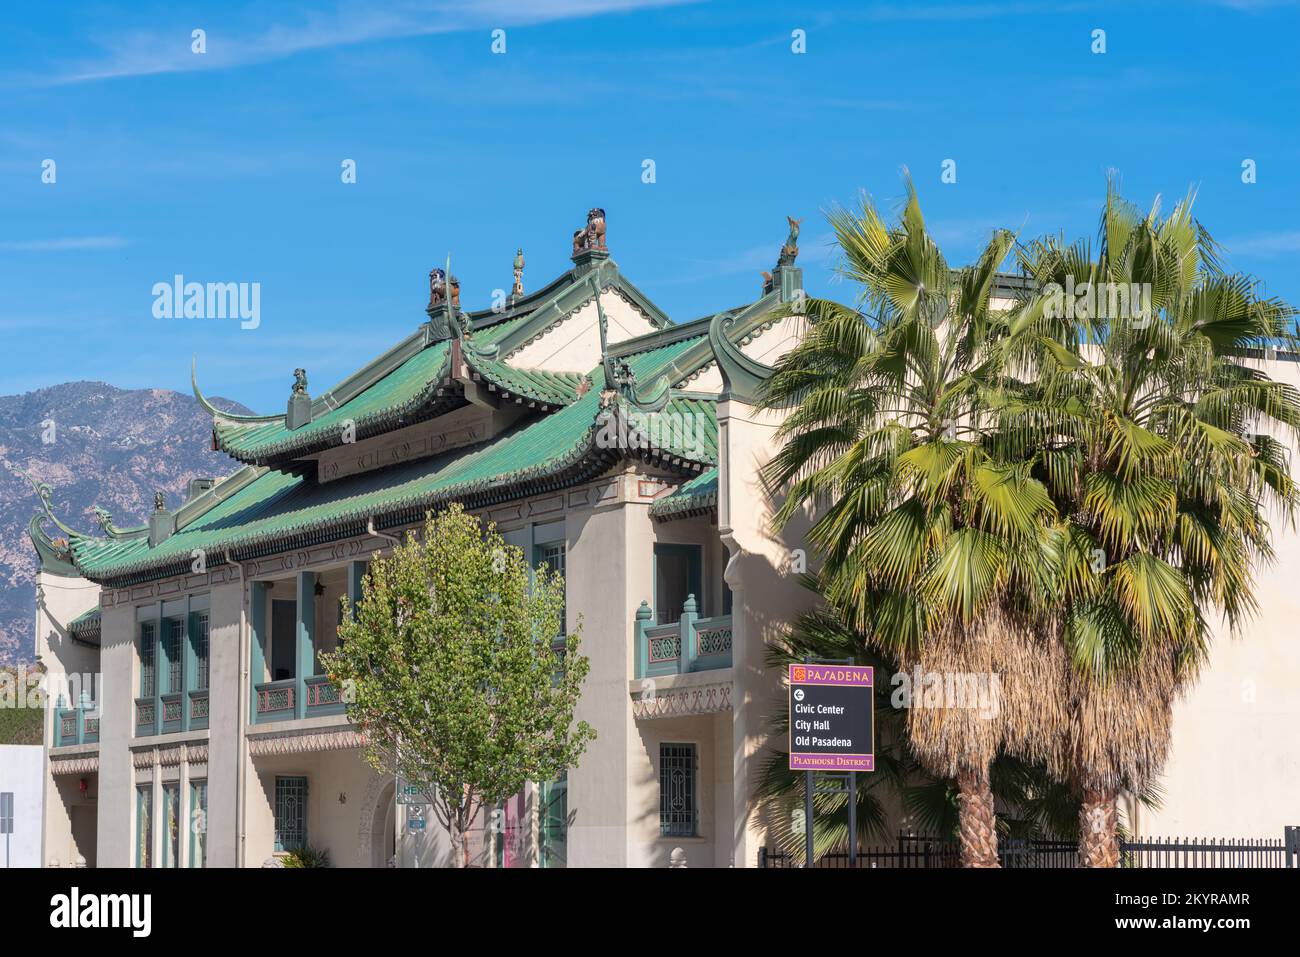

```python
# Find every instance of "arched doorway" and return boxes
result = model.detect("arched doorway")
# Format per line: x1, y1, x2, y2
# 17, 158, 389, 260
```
369, 780, 395, 868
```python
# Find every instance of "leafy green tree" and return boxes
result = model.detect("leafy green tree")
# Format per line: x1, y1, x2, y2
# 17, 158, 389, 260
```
1008, 182, 1300, 865
323, 503, 595, 867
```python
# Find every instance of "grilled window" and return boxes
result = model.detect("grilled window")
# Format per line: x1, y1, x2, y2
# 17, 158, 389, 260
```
192, 611, 210, 691
139, 621, 156, 698
274, 776, 308, 852
190, 780, 208, 868
659, 743, 698, 838
536, 541, 567, 637
164, 618, 183, 694
136, 785, 152, 868
162, 784, 181, 868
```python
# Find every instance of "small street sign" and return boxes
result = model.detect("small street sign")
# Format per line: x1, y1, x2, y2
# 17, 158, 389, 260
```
788, 663, 874, 771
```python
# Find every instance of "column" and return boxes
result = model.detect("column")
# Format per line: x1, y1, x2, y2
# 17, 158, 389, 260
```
181, 597, 194, 733
347, 561, 367, 620
249, 582, 267, 724
295, 571, 316, 719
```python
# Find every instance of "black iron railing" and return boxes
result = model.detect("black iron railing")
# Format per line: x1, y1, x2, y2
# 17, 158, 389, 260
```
759, 830, 1296, 869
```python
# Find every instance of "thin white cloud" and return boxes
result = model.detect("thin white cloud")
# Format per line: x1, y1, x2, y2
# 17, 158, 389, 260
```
1222, 231, 1300, 258
852, 1, 1091, 21
24, 0, 700, 87
0, 236, 128, 251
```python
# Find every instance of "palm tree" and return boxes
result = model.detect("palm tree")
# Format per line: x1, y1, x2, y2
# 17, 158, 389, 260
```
1007, 181, 1300, 866
759, 180, 1065, 867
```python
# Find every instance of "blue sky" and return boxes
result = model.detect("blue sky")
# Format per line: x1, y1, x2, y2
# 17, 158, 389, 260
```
1, 0, 1297, 411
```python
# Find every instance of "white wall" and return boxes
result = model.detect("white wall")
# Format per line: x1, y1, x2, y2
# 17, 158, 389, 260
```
1141, 356, 1300, 839
0, 745, 45, 868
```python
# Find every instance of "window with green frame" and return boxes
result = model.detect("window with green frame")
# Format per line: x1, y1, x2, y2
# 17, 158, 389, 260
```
274, 776, 308, 852
653, 544, 702, 624
538, 774, 568, 868
163, 618, 183, 694
189, 780, 207, 868
135, 785, 152, 868
533, 540, 567, 641
659, 743, 698, 838
192, 611, 210, 691
139, 621, 156, 698
161, 783, 181, 868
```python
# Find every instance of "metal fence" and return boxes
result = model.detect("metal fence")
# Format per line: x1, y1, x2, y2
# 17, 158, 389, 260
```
760, 828, 1300, 868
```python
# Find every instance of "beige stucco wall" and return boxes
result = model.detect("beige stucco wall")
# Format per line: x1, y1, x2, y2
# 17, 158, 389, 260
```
507, 290, 660, 372
95, 600, 135, 867
205, 580, 243, 866
34, 569, 100, 868
1142, 355, 1300, 839
247, 749, 388, 867
562, 491, 642, 866
718, 396, 817, 867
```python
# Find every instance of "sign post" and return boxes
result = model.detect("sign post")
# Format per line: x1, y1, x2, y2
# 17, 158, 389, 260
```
788, 663, 874, 867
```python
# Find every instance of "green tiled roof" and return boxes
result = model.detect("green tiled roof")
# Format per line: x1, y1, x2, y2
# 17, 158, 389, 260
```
205, 262, 668, 467
463, 353, 586, 406
57, 270, 800, 584
68, 606, 101, 646
70, 336, 718, 585
650, 468, 718, 521
212, 341, 454, 465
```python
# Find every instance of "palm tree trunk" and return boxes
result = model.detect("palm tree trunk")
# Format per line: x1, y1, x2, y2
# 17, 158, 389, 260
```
1078, 788, 1120, 867
956, 766, 1000, 868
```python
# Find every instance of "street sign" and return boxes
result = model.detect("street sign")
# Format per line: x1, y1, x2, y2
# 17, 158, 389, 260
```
788, 663, 874, 771
397, 778, 433, 805
407, 802, 427, 832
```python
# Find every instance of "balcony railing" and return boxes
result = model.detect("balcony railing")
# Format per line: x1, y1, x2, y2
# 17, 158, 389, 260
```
160, 693, 184, 734
635, 595, 732, 678
255, 679, 295, 722
254, 675, 348, 723
54, 695, 100, 747
189, 689, 210, 730
136, 697, 157, 735
304, 675, 347, 717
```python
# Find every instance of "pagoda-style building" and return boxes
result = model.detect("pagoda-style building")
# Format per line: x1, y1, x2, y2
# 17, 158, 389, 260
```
32, 208, 817, 868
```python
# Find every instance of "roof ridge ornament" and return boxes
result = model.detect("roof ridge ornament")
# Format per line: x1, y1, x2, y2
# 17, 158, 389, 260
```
708, 306, 776, 404
92, 505, 148, 540
286, 368, 313, 430
27, 511, 79, 576
766, 215, 804, 302
511, 247, 525, 300
571, 207, 608, 273
7, 463, 96, 542
427, 255, 462, 341
191, 356, 287, 425
148, 490, 175, 547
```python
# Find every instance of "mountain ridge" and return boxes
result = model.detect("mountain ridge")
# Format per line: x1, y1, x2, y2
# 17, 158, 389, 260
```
0, 380, 251, 664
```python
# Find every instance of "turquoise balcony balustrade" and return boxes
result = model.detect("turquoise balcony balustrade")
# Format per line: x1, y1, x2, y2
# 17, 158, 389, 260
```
634, 595, 732, 678
54, 693, 100, 747
160, 693, 184, 734
303, 675, 347, 717
254, 679, 296, 721
188, 689, 209, 730
136, 697, 157, 736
